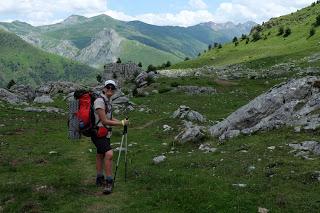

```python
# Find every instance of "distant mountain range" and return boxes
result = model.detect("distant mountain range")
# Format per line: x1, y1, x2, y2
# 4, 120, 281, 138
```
0, 15, 256, 68
172, 2, 320, 69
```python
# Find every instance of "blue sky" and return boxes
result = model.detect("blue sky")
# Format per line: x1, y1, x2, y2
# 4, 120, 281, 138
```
0, 0, 316, 26
107, 0, 223, 15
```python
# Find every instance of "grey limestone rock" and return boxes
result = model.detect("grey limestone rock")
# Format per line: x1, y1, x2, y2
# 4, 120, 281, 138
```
175, 121, 206, 144
209, 77, 320, 140
172, 105, 206, 123
34, 95, 54, 104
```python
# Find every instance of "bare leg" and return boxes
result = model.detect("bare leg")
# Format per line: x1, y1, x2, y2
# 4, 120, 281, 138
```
96, 154, 104, 175
105, 150, 113, 177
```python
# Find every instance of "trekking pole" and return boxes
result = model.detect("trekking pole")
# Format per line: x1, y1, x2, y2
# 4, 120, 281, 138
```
112, 124, 126, 188
124, 122, 128, 182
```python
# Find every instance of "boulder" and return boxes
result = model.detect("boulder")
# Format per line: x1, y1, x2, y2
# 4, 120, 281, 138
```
153, 155, 166, 164
10, 84, 35, 101
24, 106, 64, 114
288, 141, 320, 155
175, 121, 206, 144
175, 86, 216, 95
0, 88, 25, 104
36, 81, 84, 96
135, 71, 151, 88
34, 95, 54, 104
199, 143, 217, 153
172, 105, 206, 123
209, 77, 320, 140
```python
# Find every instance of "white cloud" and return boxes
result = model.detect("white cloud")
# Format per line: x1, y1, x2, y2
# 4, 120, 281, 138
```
0, 0, 316, 26
0, 0, 107, 25
214, 0, 315, 23
188, 0, 208, 10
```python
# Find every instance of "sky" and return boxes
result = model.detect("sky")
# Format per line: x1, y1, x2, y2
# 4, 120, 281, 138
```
0, 0, 316, 27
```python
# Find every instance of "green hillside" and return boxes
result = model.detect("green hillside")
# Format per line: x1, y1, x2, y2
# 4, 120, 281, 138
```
119, 39, 181, 66
0, 30, 98, 87
172, 2, 320, 69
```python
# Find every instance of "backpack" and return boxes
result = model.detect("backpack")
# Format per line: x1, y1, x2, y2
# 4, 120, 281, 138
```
68, 90, 108, 139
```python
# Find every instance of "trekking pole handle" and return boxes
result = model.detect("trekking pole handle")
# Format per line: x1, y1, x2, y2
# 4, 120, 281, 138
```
123, 118, 128, 134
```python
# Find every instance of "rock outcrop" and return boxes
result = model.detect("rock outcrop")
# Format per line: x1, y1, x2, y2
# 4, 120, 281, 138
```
209, 76, 320, 140
0, 88, 26, 104
36, 81, 84, 96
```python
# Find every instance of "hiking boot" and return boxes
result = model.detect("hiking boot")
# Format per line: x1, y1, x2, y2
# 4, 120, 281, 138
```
96, 175, 105, 187
103, 179, 113, 195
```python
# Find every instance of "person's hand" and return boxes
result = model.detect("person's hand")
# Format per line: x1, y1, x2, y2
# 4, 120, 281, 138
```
121, 119, 129, 126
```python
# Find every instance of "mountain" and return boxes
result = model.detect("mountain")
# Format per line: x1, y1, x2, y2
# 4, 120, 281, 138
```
0, 30, 98, 87
0, 15, 256, 68
172, 2, 320, 69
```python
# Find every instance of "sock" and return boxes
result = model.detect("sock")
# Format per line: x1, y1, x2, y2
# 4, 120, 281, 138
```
106, 176, 113, 182
97, 173, 104, 178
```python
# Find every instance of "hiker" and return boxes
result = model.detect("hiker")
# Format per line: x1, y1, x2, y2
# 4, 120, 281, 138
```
92, 80, 129, 194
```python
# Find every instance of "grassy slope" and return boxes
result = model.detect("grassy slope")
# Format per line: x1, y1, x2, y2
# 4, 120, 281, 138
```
172, 3, 320, 69
119, 39, 181, 68
1, 75, 320, 212
0, 30, 98, 87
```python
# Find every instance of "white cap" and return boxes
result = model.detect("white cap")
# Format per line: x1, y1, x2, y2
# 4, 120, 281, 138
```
104, 80, 117, 88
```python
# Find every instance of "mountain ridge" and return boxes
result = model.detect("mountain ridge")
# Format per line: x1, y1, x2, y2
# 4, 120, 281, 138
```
0, 15, 256, 68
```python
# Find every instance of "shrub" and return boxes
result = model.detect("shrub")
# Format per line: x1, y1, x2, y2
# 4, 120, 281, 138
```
208, 44, 212, 50
241, 34, 247, 40
116, 58, 121, 63
310, 27, 316, 37
283, 27, 292, 37
159, 87, 172, 94
315, 14, 320, 27
252, 32, 261, 41
138, 62, 142, 67
218, 44, 222, 49
170, 82, 180, 87
96, 74, 102, 83
234, 41, 239, 46
7, 79, 16, 89
147, 64, 157, 72
184, 57, 190, 61
277, 26, 284, 35
232, 37, 238, 43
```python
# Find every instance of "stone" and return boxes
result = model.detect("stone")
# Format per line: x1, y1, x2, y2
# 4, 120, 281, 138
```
24, 107, 64, 114
49, 151, 58, 154
289, 141, 320, 155
294, 126, 301, 133
198, 143, 217, 153
153, 155, 166, 164
258, 207, 269, 213
172, 105, 206, 123
34, 95, 54, 104
175, 86, 216, 95
232, 183, 247, 187
163, 125, 173, 132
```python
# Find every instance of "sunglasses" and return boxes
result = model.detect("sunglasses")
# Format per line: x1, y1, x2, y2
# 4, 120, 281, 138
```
105, 85, 116, 90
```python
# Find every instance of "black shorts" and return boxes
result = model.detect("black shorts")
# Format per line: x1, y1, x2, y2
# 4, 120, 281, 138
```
91, 136, 112, 154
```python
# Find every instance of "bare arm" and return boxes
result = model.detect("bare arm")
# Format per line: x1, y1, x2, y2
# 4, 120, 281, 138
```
96, 108, 128, 126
